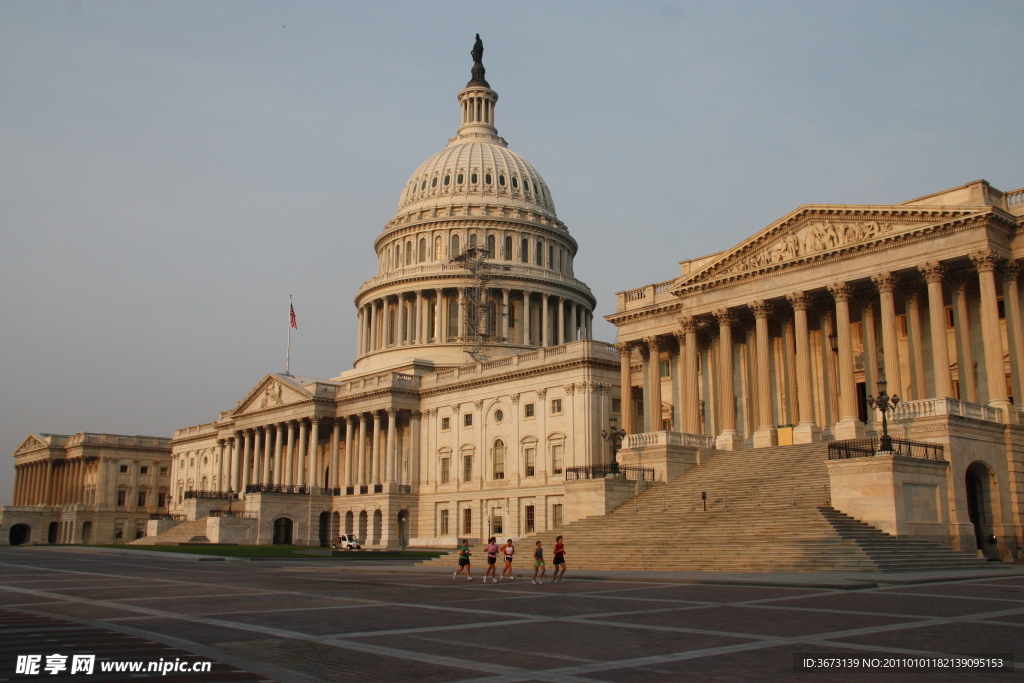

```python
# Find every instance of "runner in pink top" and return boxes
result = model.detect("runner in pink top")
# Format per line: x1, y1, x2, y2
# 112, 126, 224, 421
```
484, 537, 500, 583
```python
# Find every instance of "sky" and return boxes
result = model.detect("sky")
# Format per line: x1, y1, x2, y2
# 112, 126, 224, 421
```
1, 1, 1022, 504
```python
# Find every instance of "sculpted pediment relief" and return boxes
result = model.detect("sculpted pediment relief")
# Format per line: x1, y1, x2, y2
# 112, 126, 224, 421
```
14, 434, 48, 455
234, 376, 310, 415
671, 207, 984, 292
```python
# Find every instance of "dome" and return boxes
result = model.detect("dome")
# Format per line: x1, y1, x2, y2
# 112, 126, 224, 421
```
396, 141, 557, 218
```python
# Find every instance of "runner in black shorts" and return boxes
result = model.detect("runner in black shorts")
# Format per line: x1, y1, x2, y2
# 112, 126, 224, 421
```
484, 537, 499, 583
500, 538, 515, 581
453, 539, 473, 581
552, 535, 566, 583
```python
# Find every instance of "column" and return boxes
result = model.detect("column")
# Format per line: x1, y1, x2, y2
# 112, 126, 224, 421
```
713, 309, 742, 449
644, 336, 663, 432
396, 293, 406, 346
371, 411, 382, 486
680, 317, 701, 433
356, 307, 364, 356
787, 292, 821, 443
919, 263, 954, 398
415, 291, 424, 344
344, 416, 355, 488
358, 413, 368, 487
557, 297, 565, 345
948, 271, 978, 402
330, 418, 341, 489
370, 299, 379, 352
828, 283, 864, 438
616, 343, 634, 433
385, 409, 397, 484
215, 440, 225, 491
901, 283, 925, 400
1002, 261, 1024, 408
569, 302, 578, 342
872, 273, 905, 399
861, 299, 879, 429
522, 291, 532, 345
501, 289, 510, 341
284, 421, 296, 486
296, 420, 308, 486
541, 294, 550, 347
238, 430, 251, 493
457, 288, 466, 341
971, 250, 1011, 418
252, 428, 264, 485
749, 300, 778, 447
273, 423, 284, 485
12, 465, 21, 505
308, 417, 320, 489
410, 410, 422, 485
434, 289, 443, 343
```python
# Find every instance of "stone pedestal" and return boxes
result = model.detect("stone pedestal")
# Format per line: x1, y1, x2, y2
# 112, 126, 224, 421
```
182, 496, 231, 521
620, 432, 713, 483
832, 419, 866, 440
827, 454, 950, 545
206, 516, 257, 544
715, 431, 743, 451
793, 423, 821, 444
752, 427, 778, 448
146, 518, 180, 537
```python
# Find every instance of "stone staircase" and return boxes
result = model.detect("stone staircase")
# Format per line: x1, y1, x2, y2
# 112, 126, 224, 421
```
128, 517, 210, 546
424, 443, 993, 572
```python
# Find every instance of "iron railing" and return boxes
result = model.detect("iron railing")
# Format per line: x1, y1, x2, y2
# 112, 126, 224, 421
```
397, 485, 412, 494
149, 513, 185, 521
359, 485, 368, 494
373, 484, 383, 493
208, 509, 258, 518
565, 464, 656, 481
346, 486, 355, 495
319, 487, 341, 496
245, 484, 313, 495
828, 438, 944, 461
183, 490, 238, 500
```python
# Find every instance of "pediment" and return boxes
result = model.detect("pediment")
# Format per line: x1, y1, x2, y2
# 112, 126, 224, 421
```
233, 375, 312, 416
14, 434, 49, 455
670, 205, 987, 293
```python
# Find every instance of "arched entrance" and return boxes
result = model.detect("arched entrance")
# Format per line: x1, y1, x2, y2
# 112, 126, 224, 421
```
331, 512, 340, 543
345, 511, 354, 535
272, 517, 293, 545
48, 522, 59, 544
81, 521, 92, 545
358, 511, 368, 542
372, 510, 382, 546
318, 511, 330, 547
9, 524, 30, 546
966, 462, 998, 560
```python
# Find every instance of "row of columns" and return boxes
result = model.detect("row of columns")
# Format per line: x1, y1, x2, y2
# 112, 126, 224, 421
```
618, 252, 1023, 448
356, 288, 593, 356
12, 458, 87, 507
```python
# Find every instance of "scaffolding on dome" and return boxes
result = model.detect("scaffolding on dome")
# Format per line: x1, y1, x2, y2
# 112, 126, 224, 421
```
449, 246, 503, 363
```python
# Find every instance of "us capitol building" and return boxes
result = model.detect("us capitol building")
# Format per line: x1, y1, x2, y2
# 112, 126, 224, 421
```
3, 39, 1023, 567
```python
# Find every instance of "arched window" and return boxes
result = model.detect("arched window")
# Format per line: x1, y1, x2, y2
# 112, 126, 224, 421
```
443, 174, 450, 186
457, 173, 464, 184
524, 179, 530, 193
406, 241, 413, 265
448, 298, 459, 338
504, 235, 512, 261
434, 236, 442, 260
536, 241, 543, 266
548, 245, 554, 269
492, 439, 506, 480
498, 174, 506, 187
486, 234, 495, 257
461, 446, 474, 482
468, 233, 477, 248
451, 234, 460, 256
521, 238, 529, 263
418, 238, 426, 262
511, 176, 518, 189
431, 177, 438, 188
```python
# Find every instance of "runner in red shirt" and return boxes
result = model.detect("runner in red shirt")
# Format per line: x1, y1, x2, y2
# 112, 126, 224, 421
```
552, 535, 566, 583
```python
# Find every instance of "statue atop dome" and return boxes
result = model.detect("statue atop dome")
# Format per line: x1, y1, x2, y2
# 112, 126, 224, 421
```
467, 33, 490, 88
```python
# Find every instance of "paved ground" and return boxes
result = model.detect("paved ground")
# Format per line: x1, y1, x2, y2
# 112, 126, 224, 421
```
0, 548, 1022, 682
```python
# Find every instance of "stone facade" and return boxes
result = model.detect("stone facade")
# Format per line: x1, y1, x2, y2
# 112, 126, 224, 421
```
0, 432, 172, 545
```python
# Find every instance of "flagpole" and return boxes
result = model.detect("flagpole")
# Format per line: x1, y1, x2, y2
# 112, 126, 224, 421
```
286, 295, 292, 376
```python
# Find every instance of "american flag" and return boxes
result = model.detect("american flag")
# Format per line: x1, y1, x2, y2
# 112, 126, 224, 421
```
289, 303, 298, 329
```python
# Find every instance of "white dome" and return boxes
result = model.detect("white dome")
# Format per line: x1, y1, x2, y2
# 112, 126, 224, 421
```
396, 143, 557, 218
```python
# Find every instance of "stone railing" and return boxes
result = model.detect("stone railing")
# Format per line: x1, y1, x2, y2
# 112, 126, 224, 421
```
892, 397, 1003, 424
616, 278, 677, 312
1005, 187, 1023, 213
173, 423, 218, 440
623, 431, 715, 449
71, 433, 172, 448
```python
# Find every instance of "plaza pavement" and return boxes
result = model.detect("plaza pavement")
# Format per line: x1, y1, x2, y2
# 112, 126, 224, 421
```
0, 547, 1021, 682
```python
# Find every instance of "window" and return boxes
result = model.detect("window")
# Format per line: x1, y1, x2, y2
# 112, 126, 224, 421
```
535, 241, 543, 266
418, 238, 426, 262
463, 508, 472, 535
443, 174, 450, 186
114, 522, 124, 540
135, 523, 146, 540
440, 457, 450, 484
158, 492, 167, 508
504, 235, 512, 260
636, 400, 644, 416
612, 398, 622, 414
435, 236, 442, 260
202, 456, 208, 467
441, 417, 451, 431
521, 238, 529, 263
548, 245, 554, 269
451, 234, 460, 256
468, 233, 477, 248
140, 466, 149, 475
493, 440, 505, 479
491, 507, 503, 534
119, 465, 129, 473
524, 179, 530, 193
946, 306, 954, 328
660, 360, 671, 378
551, 443, 564, 475
117, 490, 127, 506
431, 177, 437, 188
457, 173, 464, 184
524, 505, 535, 533
525, 448, 536, 477
552, 504, 563, 528
440, 509, 450, 536
498, 174, 505, 186
189, 458, 195, 468
463, 454, 473, 482
524, 403, 535, 418
137, 491, 147, 507
464, 413, 473, 427
406, 240, 413, 264
511, 176, 518, 189
551, 399, 562, 415
486, 234, 495, 256
998, 299, 1005, 319
494, 409, 504, 423
470, 172, 478, 184
484, 173, 492, 184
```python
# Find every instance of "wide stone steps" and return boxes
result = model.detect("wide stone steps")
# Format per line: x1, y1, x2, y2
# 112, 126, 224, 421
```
422, 442, 992, 572
128, 517, 210, 545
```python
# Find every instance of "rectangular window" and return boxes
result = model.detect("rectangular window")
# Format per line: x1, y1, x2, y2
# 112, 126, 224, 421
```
524, 403, 535, 418
525, 448, 536, 477
158, 492, 167, 508
139, 466, 149, 475
137, 491, 147, 507
524, 505, 535, 534
114, 522, 124, 540
440, 458, 450, 484
551, 399, 562, 415
117, 490, 127, 506
493, 448, 505, 480
441, 417, 451, 431
440, 509, 449, 536
463, 508, 472, 535
119, 465, 129, 473
660, 360, 671, 378
463, 455, 473, 482
135, 523, 146, 540
552, 504, 563, 528
551, 443, 564, 475
159, 467, 169, 476
491, 507, 503, 535
464, 413, 473, 427
612, 398, 622, 414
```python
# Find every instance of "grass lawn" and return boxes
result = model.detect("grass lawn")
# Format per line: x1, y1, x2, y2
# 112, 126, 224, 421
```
94, 545, 444, 560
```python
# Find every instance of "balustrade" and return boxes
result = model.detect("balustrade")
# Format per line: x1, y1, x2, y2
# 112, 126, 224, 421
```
623, 431, 715, 450
892, 397, 1003, 424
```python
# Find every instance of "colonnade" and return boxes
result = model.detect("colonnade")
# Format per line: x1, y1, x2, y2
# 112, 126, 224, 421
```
618, 252, 1023, 448
356, 287, 593, 356
12, 458, 87, 507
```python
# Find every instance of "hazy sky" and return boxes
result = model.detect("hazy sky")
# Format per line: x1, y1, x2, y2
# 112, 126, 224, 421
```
2, 1, 1021, 504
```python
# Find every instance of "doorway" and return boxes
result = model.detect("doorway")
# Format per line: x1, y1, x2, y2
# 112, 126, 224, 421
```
48, 522, 59, 544
272, 517, 293, 545
9, 524, 30, 546
81, 521, 92, 545
318, 512, 330, 547
965, 462, 998, 560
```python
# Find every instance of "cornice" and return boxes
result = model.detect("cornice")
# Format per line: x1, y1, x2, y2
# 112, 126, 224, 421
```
357, 272, 597, 307
418, 356, 618, 399
605, 301, 683, 326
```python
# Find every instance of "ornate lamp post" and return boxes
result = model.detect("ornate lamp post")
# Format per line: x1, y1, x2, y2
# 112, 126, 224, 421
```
866, 378, 900, 452
600, 416, 627, 476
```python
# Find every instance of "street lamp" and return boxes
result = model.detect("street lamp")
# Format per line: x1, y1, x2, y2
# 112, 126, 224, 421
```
866, 378, 900, 452
600, 415, 627, 476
